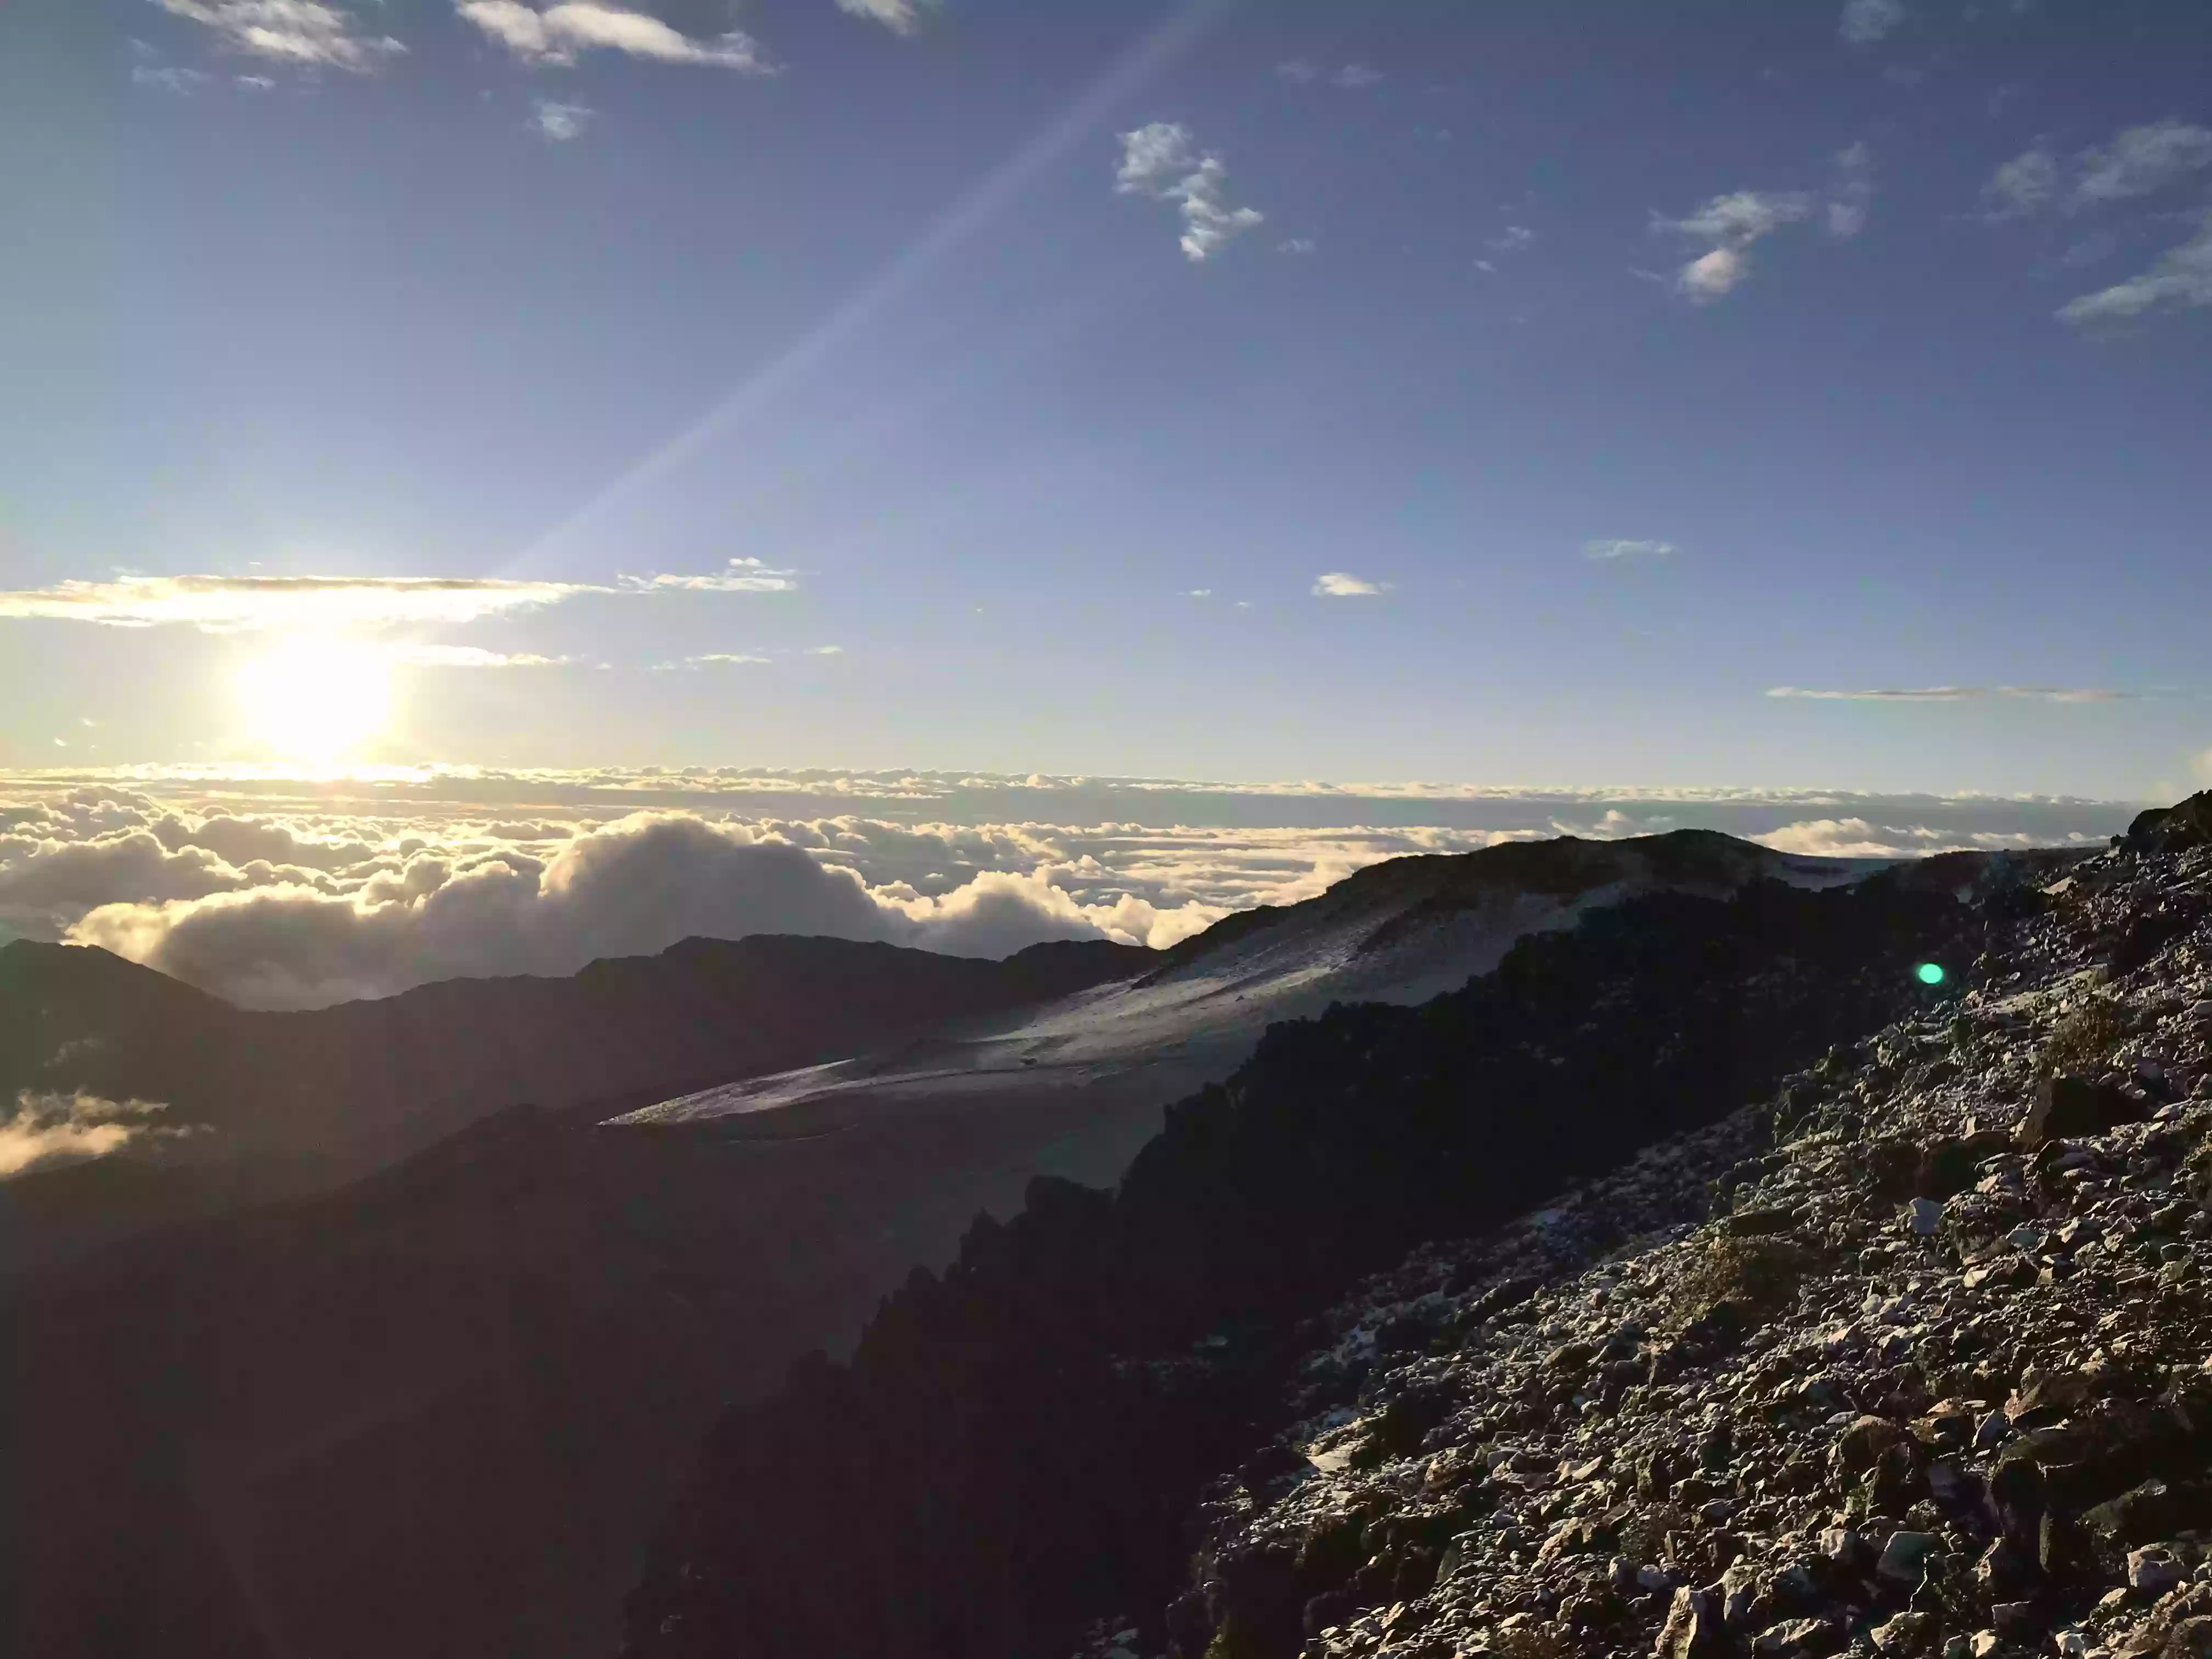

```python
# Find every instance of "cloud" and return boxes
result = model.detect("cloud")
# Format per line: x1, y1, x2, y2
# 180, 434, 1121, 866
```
1828, 141, 1875, 237
1982, 145, 2059, 218
1276, 60, 1381, 89
1277, 238, 1316, 255
153, 0, 404, 71
2072, 120, 2212, 208
65, 813, 1211, 1006
804, 645, 845, 655
1312, 572, 1389, 597
1115, 122, 1265, 263
1984, 122, 2212, 221
132, 64, 212, 92
617, 558, 799, 593
0, 1092, 189, 1180
1584, 539, 1675, 562
531, 98, 592, 141
0, 563, 795, 631
833, 0, 936, 35
455, 2, 772, 71
1838, 0, 1906, 44
1486, 225, 1537, 255
657, 653, 770, 669
1764, 684, 2128, 702
1654, 190, 1813, 301
393, 645, 578, 668
0, 782, 2137, 1011
2058, 212, 2212, 323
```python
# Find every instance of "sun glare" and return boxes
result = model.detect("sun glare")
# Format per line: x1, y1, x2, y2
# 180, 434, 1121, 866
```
234, 637, 393, 761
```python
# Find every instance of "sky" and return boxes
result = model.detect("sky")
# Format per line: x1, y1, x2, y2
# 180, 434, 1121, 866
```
3, 0, 2207, 997
3, 3, 2211, 797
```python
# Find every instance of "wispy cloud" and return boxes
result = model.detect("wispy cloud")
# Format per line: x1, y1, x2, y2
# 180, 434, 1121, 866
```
619, 558, 798, 594
1276, 59, 1382, 90
1981, 144, 2059, 218
455, 2, 772, 71
833, 0, 936, 36
1584, 539, 1675, 561
2073, 120, 2212, 208
1115, 122, 1265, 263
1838, 0, 1906, 45
132, 63, 212, 92
1276, 238, 1316, 255
0, 1091, 190, 1179
804, 644, 845, 656
531, 98, 591, 140
1486, 225, 1537, 255
2059, 210, 2212, 325
1653, 189, 1814, 302
1765, 684, 2129, 703
152, 0, 404, 71
1984, 121, 2212, 220
393, 645, 579, 668
654, 653, 771, 670
1312, 572, 1389, 597
1827, 141, 1875, 238
0, 562, 798, 631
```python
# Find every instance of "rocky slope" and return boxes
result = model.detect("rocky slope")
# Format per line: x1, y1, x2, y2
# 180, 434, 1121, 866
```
619, 844, 2048, 1659
1085, 797, 2212, 1659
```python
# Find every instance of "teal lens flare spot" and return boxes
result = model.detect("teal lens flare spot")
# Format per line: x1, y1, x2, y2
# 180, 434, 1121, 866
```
1916, 962, 1946, 986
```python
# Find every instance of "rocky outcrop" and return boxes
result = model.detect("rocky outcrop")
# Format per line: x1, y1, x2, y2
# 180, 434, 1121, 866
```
619, 865, 2006, 1659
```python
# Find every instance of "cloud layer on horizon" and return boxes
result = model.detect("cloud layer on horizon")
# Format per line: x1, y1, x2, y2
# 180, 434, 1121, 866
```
0, 776, 2131, 1010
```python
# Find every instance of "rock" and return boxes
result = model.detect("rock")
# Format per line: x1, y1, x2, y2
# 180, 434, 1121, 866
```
1753, 1617, 1846, 1658
1872, 1611, 1937, 1654
1656, 1585, 1733, 1659
1909, 1199, 1946, 1237
1878, 1532, 1944, 1589
2085, 1481, 2198, 1548
1837, 1418, 1904, 1476
2019, 1074, 2151, 1149
2131, 1546, 2187, 1598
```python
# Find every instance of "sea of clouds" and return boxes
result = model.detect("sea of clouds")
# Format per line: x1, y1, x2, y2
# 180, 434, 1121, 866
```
0, 766, 2137, 1010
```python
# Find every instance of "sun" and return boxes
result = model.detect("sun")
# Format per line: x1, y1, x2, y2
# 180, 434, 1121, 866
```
235, 636, 393, 761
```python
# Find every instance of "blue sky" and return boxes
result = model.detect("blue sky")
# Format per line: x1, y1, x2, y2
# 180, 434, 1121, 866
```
2, 0, 2208, 797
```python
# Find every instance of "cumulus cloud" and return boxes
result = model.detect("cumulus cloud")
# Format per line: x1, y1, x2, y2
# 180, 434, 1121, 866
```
531, 98, 592, 140
1765, 684, 2128, 703
1838, 0, 1905, 45
0, 776, 2139, 1005
1584, 539, 1675, 561
1654, 189, 1813, 302
1312, 572, 1389, 597
833, 0, 936, 33
0, 1092, 189, 1179
1115, 122, 1265, 263
2059, 211, 2212, 325
454, 1, 772, 71
0, 563, 794, 633
152, 0, 404, 71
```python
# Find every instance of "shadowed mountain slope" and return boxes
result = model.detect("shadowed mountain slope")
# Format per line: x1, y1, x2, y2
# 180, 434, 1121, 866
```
0, 932, 1146, 1268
